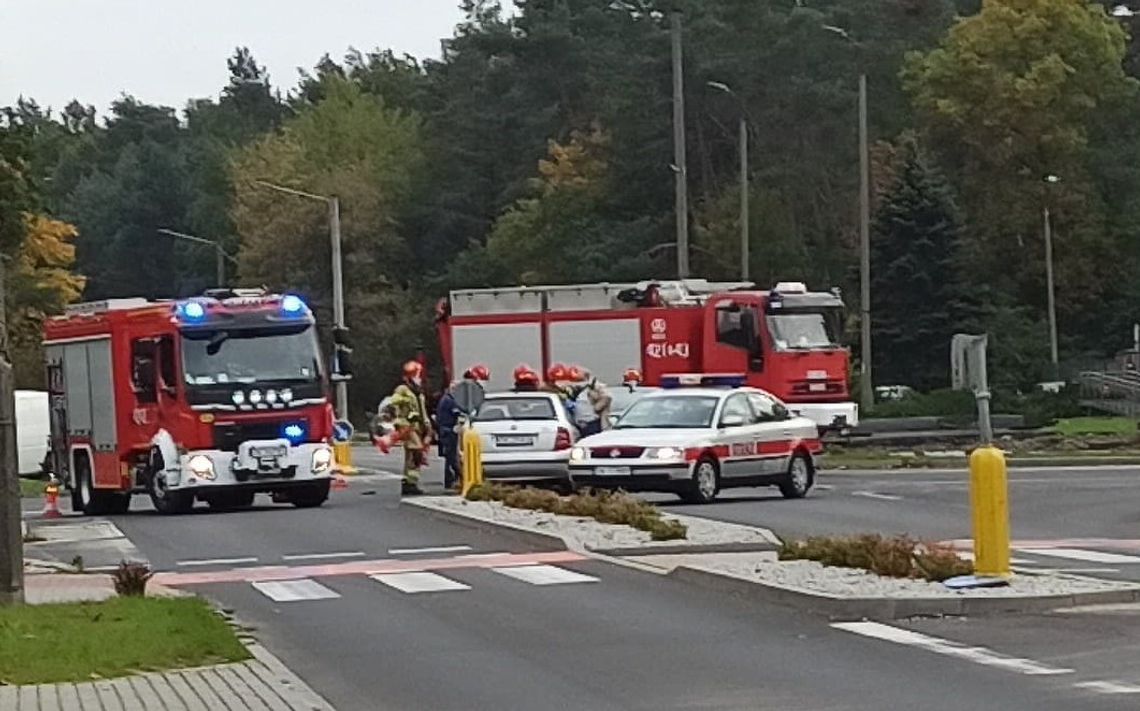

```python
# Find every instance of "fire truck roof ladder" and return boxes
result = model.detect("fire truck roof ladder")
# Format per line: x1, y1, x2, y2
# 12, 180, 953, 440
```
448, 279, 755, 317
63, 299, 152, 316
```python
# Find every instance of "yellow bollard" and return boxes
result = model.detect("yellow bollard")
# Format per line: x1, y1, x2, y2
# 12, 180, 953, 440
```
969, 445, 1011, 578
460, 425, 484, 497
333, 441, 356, 475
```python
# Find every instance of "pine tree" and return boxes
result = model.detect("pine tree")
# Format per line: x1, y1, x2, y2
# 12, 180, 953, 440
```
870, 136, 969, 391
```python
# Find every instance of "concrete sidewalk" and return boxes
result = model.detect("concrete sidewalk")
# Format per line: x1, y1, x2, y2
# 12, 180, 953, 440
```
0, 643, 335, 710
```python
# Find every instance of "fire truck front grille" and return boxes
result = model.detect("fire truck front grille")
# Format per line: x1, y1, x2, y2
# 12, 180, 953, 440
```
213, 421, 304, 452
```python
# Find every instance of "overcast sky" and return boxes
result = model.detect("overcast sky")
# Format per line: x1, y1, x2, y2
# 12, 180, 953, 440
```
0, 0, 468, 115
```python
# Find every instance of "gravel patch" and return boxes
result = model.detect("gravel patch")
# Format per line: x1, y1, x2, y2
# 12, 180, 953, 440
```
642, 551, 1140, 599
412, 497, 779, 552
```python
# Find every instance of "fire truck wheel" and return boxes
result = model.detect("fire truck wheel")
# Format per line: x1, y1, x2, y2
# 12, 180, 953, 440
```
147, 449, 194, 515
73, 455, 131, 515
680, 457, 720, 505
205, 490, 256, 511
778, 452, 814, 500
289, 480, 331, 508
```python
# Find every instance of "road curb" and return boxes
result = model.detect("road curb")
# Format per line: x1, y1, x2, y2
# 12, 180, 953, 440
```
402, 498, 781, 557
402, 498, 570, 552
666, 565, 1140, 621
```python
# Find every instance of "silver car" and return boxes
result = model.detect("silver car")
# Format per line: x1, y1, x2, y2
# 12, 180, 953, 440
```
473, 392, 577, 486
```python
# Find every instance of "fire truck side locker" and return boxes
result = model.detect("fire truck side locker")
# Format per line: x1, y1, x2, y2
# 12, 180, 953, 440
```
45, 335, 127, 514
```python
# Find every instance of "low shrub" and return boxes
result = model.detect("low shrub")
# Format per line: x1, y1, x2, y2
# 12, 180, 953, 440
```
466, 485, 687, 541
779, 534, 972, 582
111, 561, 153, 597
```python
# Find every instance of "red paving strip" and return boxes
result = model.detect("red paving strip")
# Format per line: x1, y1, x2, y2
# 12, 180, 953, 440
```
153, 550, 588, 586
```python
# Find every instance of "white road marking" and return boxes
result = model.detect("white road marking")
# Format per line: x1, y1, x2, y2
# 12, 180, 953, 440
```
852, 491, 902, 501
955, 551, 1035, 565
251, 579, 340, 602
1017, 548, 1140, 565
458, 552, 512, 560
1034, 568, 1121, 575
491, 565, 599, 586
177, 557, 258, 567
832, 622, 1073, 676
1074, 681, 1140, 694
372, 572, 471, 593
281, 551, 366, 562
387, 545, 474, 556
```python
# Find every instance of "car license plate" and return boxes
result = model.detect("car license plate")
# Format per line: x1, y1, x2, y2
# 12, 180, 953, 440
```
496, 435, 534, 446
595, 466, 631, 477
809, 383, 827, 392
251, 445, 286, 459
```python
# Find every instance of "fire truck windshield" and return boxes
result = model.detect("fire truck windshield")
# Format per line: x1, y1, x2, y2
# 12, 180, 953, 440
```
767, 312, 839, 351
181, 325, 322, 386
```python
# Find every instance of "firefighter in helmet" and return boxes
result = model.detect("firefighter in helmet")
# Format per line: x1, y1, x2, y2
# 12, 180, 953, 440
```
389, 360, 432, 495
513, 364, 540, 392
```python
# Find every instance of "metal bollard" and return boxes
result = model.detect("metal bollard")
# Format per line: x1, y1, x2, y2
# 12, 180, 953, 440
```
333, 442, 355, 475
460, 424, 484, 497
969, 445, 1011, 578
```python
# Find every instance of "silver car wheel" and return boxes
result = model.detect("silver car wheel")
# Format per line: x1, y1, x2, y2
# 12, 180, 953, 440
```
696, 461, 717, 500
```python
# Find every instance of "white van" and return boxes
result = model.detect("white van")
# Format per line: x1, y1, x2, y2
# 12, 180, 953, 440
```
15, 390, 49, 475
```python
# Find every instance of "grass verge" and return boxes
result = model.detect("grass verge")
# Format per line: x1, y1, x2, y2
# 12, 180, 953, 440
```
0, 597, 250, 685
1052, 417, 1140, 437
466, 483, 687, 541
779, 534, 971, 582
19, 477, 44, 498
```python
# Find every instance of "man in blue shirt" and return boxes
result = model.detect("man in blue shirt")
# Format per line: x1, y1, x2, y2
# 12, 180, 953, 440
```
436, 385, 461, 491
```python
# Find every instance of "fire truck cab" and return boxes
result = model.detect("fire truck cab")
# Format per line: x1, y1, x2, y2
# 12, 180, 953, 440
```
437, 279, 857, 431
42, 289, 335, 515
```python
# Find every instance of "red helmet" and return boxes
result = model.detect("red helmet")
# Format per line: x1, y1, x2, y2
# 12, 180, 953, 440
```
403, 360, 423, 378
622, 368, 643, 385
567, 365, 584, 382
465, 364, 491, 381
546, 363, 568, 383
513, 364, 539, 385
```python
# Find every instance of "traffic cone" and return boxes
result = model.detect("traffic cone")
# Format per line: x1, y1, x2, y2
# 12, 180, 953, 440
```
42, 476, 62, 519
332, 474, 349, 491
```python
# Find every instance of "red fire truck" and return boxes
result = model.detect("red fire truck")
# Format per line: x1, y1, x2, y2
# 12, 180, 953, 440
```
42, 289, 336, 515
436, 279, 857, 430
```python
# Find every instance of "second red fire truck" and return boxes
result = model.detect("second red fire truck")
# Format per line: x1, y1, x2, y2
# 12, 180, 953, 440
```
436, 279, 857, 431
43, 289, 338, 515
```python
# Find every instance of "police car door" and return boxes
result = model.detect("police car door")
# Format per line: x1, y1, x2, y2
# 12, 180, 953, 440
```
748, 391, 791, 475
717, 393, 758, 479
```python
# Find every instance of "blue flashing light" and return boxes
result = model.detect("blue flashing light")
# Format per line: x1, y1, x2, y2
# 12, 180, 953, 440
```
282, 423, 307, 444
178, 301, 207, 322
281, 295, 306, 315
660, 373, 747, 389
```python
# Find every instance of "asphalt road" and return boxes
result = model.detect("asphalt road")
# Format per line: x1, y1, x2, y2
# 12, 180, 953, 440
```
21, 446, 1140, 710
70, 483, 1140, 711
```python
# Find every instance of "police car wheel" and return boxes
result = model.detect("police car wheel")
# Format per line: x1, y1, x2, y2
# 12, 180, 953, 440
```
779, 453, 813, 500
681, 457, 719, 504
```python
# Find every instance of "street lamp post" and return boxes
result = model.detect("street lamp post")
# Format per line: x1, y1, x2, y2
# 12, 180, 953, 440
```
671, 10, 691, 279
156, 229, 237, 287
1043, 174, 1061, 375
254, 182, 349, 422
822, 24, 874, 413
708, 81, 750, 281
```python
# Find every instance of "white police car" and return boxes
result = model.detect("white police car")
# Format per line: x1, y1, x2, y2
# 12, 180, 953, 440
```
568, 374, 822, 504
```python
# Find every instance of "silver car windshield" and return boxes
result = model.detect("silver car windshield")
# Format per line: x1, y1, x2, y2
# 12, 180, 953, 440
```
614, 396, 719, 430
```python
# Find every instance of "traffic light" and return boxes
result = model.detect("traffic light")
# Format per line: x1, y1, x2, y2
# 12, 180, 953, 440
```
331, 327, 354, 381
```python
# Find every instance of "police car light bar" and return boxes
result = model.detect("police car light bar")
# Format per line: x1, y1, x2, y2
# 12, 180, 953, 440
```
660, 373, 747, 389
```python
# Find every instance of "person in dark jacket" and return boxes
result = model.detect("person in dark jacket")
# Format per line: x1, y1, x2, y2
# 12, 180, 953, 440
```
436, 385, 461, 490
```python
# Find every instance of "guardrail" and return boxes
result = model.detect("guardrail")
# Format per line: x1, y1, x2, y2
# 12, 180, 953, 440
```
1078, 371, 1140, 416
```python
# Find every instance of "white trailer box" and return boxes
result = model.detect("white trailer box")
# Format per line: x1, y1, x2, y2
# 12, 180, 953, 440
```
16, 389, 49, 475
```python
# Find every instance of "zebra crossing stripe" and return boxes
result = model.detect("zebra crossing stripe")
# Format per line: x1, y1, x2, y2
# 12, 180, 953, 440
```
372, 571, 471, 593
251, 579, 341, 602
491, 565, 599, 586
1017, 548, 1140, 564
